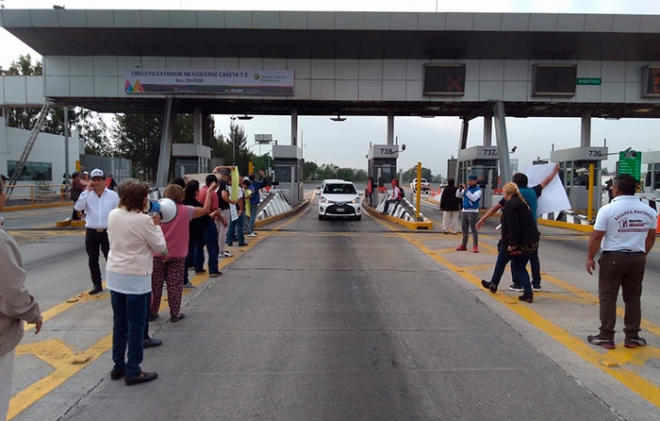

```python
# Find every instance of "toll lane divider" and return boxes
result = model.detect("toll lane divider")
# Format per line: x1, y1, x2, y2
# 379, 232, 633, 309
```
365, 194, 432, 230
255, 191, 313, 228
367, 215, 660, 409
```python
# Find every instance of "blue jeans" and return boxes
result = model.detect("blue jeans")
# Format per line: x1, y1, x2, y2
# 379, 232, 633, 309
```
489, 244, 532, 293
226, 213, 245, 246
111, 291, 149, 377
190, 222, 219, 276
248, 203, 258, 233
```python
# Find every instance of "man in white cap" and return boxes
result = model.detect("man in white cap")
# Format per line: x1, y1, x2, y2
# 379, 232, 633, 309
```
74, 169, 119, 294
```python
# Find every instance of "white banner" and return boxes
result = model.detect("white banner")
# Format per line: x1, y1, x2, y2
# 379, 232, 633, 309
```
524, 163, 571, 215
124, 68, 294, 95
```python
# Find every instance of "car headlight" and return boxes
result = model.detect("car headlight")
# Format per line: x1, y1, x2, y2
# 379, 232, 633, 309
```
350, 198, 359, 204
321, 198, 331, 204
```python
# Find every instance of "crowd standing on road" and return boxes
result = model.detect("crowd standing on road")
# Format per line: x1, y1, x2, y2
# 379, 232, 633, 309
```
74, 168, 120, 295
0, 175, 43, 421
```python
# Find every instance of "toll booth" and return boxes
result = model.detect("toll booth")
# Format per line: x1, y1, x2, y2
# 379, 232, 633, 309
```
367, 144, 398, 187
457, 145, 499, 208
272, 145, 303, 204
551, 146, 607, 212
641, 151, 660, 195
172, 143, 212, 177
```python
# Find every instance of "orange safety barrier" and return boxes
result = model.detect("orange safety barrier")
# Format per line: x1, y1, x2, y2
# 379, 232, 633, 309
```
657, 213, 660, 234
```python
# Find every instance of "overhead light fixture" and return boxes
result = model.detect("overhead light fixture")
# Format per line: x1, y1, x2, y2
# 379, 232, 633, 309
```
53, 5, 65, 9
237, 114, 253, 120
510, 146, 518, 154
330, 114, 346, 122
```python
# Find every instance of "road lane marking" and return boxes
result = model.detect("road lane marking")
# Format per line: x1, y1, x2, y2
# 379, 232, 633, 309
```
9, 335, 112, 420
366, 214, 660, 409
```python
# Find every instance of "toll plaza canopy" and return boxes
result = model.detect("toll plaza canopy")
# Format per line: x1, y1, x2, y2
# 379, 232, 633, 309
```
1, 9, 660, 118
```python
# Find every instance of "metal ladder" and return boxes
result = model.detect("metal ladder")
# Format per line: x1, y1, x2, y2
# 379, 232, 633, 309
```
5, 102, 52, 199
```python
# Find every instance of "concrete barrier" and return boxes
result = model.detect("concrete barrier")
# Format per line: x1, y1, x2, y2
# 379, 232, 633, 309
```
367, 192, 433, 230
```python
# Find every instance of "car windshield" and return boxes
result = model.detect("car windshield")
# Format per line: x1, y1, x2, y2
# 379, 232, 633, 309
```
323, 183, 357, 194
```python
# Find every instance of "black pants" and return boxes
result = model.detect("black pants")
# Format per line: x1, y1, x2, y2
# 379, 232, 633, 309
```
85, 228, 109, 287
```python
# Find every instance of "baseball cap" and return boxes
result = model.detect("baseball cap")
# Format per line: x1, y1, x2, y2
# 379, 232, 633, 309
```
218, 169, 229, 176
468, 175, 478, 181
90, 168, 104, 179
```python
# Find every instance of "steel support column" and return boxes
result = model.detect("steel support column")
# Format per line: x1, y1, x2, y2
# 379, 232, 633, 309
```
291, 108, 298, 146
387, 111, 394, 145
492, 101, 512, 185
193, 107, 203, 145
455, 119, 469, 181
483, 113, 492, 147
581, 111, 591, 147
156, 98, 175, 188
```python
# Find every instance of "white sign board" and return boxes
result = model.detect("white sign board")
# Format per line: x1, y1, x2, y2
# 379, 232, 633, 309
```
124, 68, 294, 95
524, 163, 571, 215
369, 145, 400, 159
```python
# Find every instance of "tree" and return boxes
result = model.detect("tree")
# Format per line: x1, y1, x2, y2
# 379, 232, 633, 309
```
228, 118, 249, 172
303, 161, 319, 180
112, 113, 163, 181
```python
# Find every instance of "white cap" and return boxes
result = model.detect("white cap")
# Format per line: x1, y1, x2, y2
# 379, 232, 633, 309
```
90, 168, 104, 179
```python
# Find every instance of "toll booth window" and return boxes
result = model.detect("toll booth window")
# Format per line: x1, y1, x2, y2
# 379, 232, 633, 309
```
324, 183, 356, 194
655, 163, 660, 190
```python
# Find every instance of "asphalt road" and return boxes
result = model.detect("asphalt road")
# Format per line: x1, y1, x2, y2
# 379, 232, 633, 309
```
6, 195, 660, 421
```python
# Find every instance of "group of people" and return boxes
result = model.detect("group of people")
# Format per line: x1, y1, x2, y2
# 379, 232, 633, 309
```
441, 166, 655, 350
68, 167, 268, 386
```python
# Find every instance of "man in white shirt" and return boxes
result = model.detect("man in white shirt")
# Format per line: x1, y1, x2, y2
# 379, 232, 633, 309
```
586, 174, 657, 349
74, 169, 120, 295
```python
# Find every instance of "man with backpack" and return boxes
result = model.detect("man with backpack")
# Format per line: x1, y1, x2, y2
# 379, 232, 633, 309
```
382, 179, 403, 215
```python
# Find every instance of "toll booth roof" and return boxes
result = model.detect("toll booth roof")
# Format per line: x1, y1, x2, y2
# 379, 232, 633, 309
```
2, 10, 660, 61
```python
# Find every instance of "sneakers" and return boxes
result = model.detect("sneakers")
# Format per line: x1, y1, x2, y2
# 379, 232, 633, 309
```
456, 244, 467, 251
208, 272, 222, 278
247, 232, 258, 237
624, 336, 647, 348
481, 280, 498, 294
587, 334, 615, 349
508, 283, 523, 292
183, 283, 197, 289
221, 251, 233, 258
473, 246, 479, 253
518, 292, 533, 303
532, 284, 542, 292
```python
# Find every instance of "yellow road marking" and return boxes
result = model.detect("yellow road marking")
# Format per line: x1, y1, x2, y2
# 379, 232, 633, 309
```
368, 214, 660, 409
9, 335, 112, 420
24, 286, 109, 333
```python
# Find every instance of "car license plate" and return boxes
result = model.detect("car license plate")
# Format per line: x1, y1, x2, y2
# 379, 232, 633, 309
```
336, 207, 345, 213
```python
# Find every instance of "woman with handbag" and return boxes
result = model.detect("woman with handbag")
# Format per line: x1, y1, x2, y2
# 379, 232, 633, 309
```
480, 182, 539, 303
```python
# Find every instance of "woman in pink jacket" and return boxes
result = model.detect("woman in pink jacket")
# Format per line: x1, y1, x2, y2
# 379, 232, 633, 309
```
149, 183, 215, 323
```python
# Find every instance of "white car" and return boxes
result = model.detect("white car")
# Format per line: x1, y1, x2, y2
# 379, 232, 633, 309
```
318, 180, 361, 221
410, 178, 431, 193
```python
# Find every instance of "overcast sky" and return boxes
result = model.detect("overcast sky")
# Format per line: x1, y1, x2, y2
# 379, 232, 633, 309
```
2, 0, 660, 176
